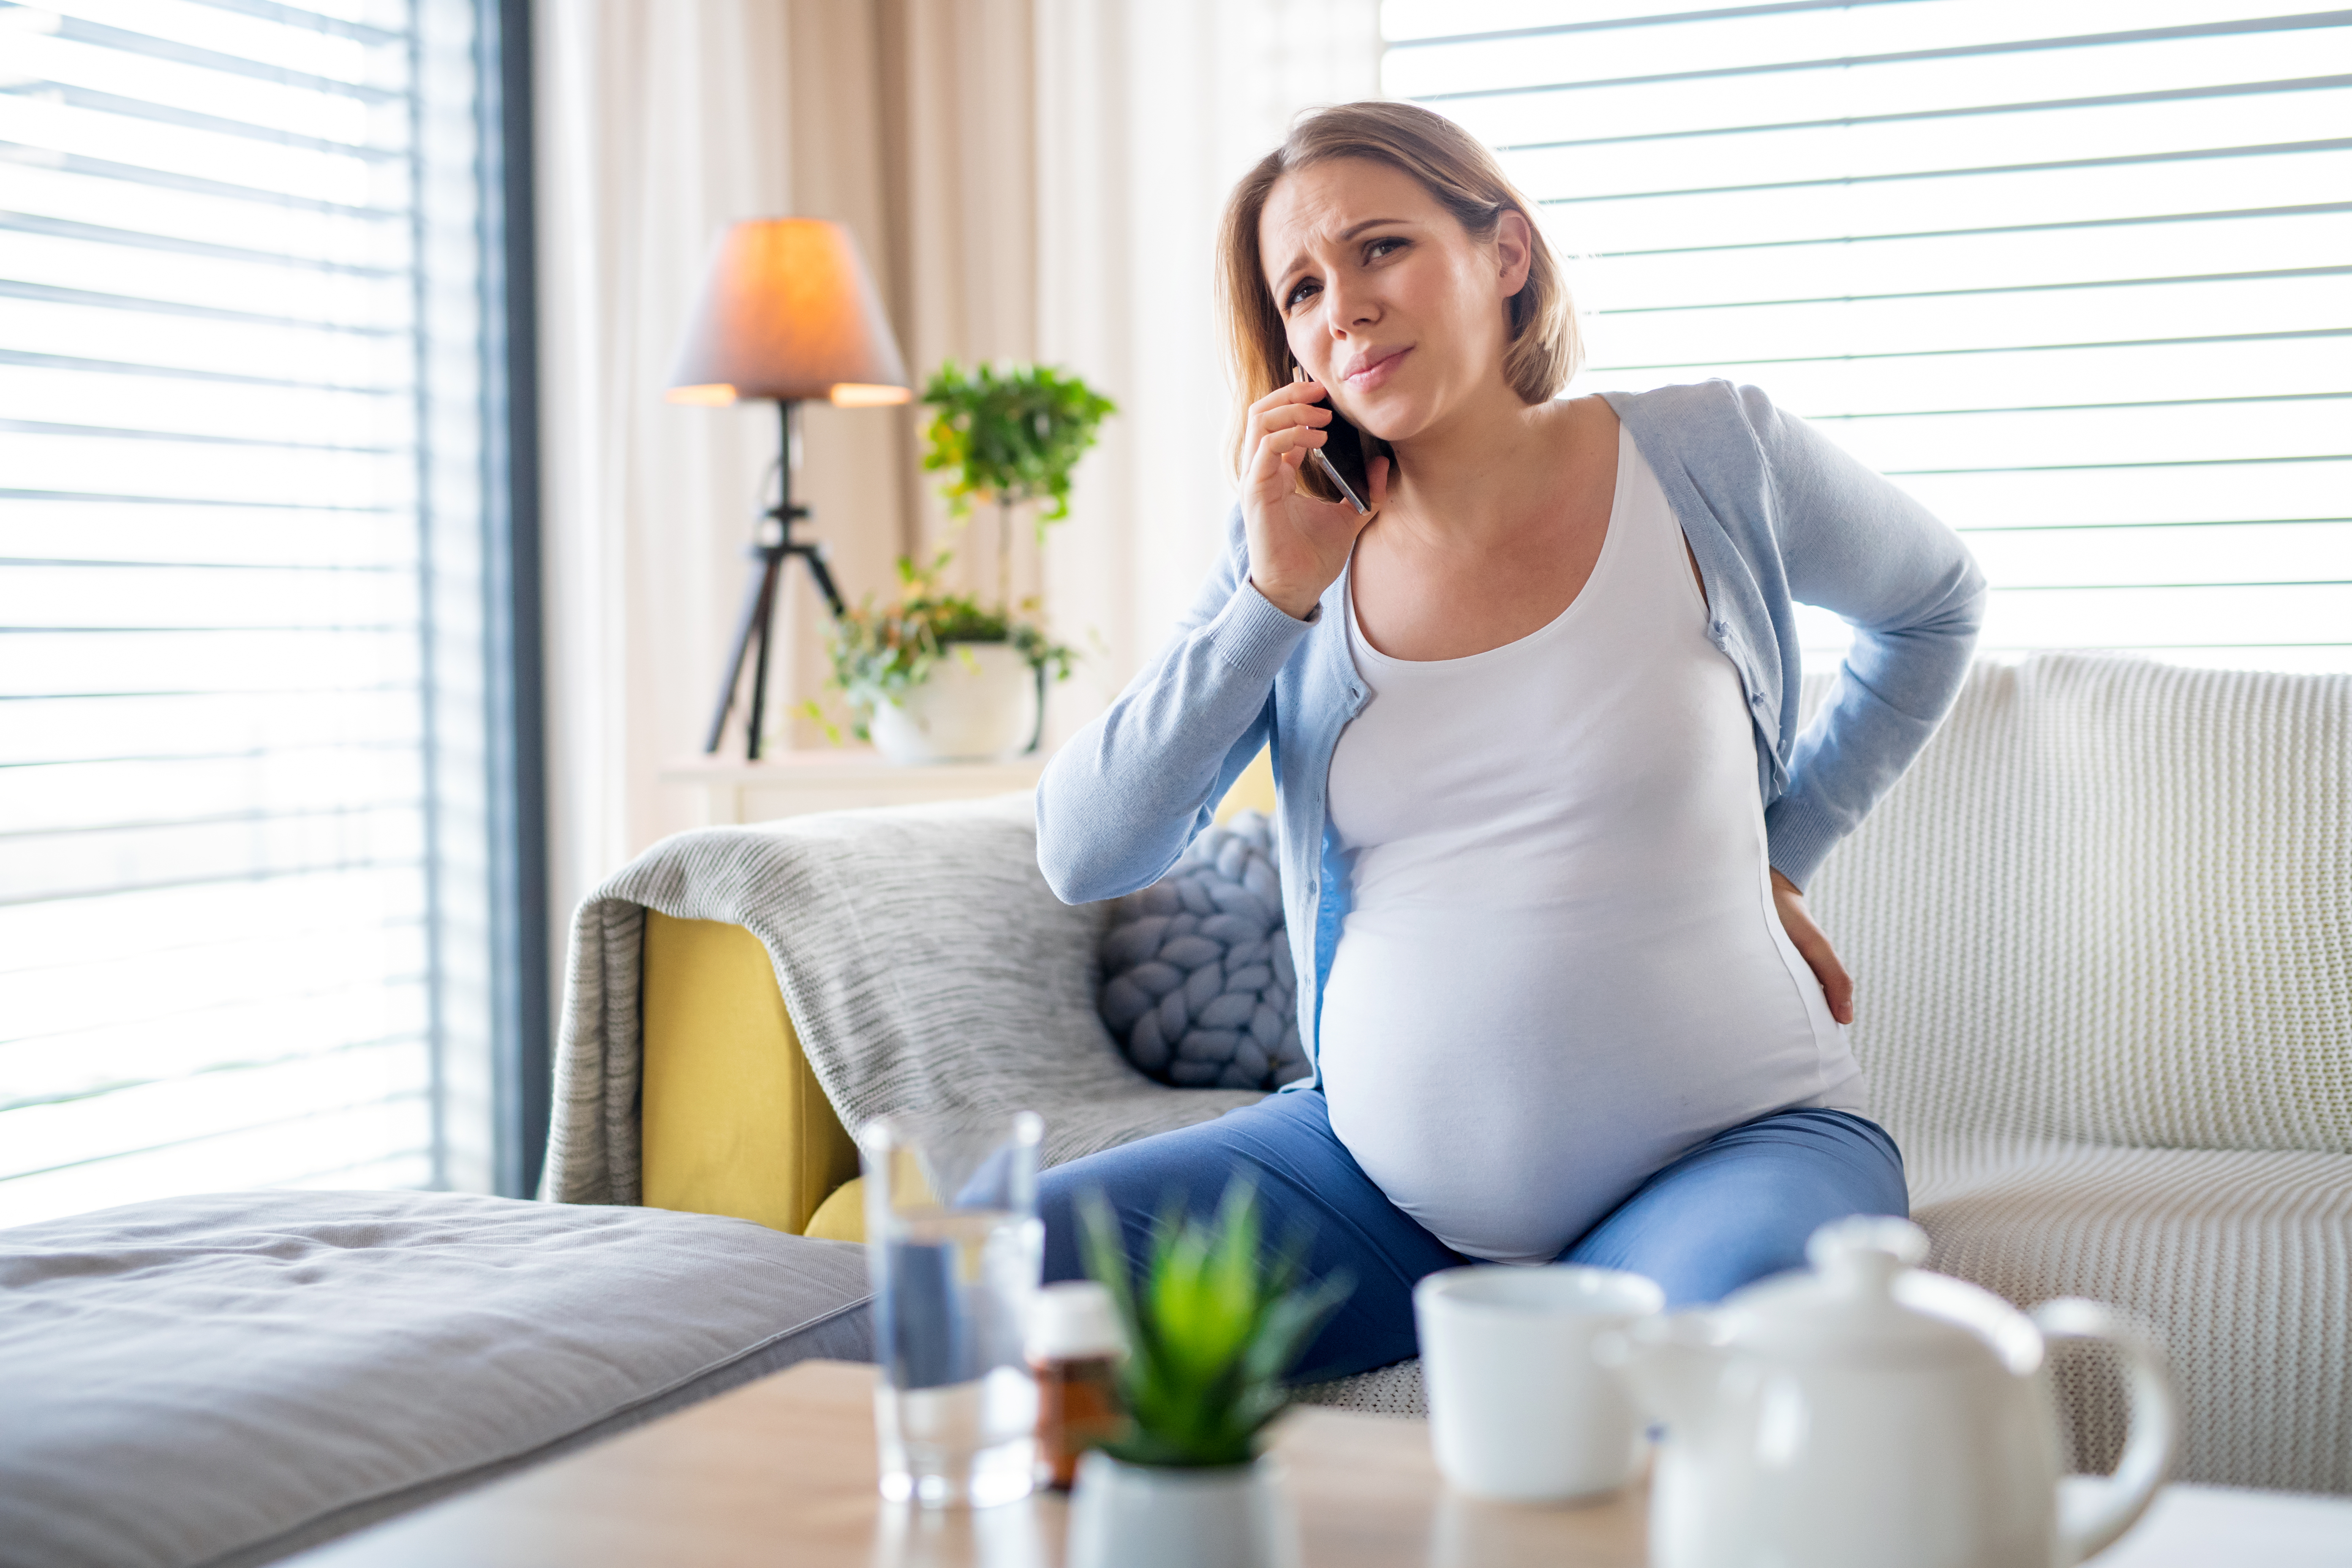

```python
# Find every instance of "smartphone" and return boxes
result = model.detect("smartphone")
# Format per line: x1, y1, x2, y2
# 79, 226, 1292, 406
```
1291, 365, 1377, 512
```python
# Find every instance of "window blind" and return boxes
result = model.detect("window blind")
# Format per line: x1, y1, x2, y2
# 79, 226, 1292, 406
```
0, 0, 523, 1225
1383, 0, 2352, 671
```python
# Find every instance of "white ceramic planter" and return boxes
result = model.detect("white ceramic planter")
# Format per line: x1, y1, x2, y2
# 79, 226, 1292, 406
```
1065, 1451, 1301, 1568
865, 641, 1039, 765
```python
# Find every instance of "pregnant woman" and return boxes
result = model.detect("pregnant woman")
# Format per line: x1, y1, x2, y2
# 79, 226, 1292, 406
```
1033, 101, 1984, 1384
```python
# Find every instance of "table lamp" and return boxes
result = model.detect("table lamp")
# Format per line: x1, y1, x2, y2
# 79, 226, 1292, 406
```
668, 218, 912, 758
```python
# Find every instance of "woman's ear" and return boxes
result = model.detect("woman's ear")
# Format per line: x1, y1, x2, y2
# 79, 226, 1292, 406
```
1493, 207, 1535, 299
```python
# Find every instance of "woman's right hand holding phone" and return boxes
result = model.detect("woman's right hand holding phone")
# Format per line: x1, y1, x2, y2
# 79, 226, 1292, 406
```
1242, 379, 1390, 621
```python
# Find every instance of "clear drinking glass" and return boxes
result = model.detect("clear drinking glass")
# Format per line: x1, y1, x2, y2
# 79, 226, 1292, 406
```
860, 1109, 1045, 1508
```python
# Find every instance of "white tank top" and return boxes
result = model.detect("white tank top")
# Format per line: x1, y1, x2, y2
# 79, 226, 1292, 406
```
1318, 423, 1865, 1265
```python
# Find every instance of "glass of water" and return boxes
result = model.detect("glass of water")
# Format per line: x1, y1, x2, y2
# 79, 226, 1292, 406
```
860, 1109, 1045, 1508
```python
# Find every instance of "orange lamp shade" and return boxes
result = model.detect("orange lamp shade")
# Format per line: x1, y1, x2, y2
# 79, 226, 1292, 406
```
666, 219, 912, 406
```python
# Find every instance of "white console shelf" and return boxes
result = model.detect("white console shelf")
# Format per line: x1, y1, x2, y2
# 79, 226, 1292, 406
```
661, 749, 1047, 827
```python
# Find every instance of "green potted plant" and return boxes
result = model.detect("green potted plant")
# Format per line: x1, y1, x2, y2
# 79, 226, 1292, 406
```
809, 361, 1111, 763
814, 552, 1073, 763
920, 359, 1117, 613
1065, 1181, 1350, 1568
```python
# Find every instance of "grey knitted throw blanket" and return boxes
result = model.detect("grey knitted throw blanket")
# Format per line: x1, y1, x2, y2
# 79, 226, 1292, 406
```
541, 794, 1263, 1206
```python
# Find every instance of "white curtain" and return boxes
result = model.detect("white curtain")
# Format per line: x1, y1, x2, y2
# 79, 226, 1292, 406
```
534, 0, 797, 936
534, 0, 1381, 941
782, 0, 1041, 743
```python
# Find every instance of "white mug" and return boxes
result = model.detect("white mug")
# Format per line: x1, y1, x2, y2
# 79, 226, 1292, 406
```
1413, 1264, 1665, 1503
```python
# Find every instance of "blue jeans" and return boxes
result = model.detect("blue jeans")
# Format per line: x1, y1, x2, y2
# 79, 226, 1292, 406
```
1037, 1089, 1906, 1385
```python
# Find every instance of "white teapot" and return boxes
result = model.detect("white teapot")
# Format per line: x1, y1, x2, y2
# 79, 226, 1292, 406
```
1598, 1216, 2176, 1568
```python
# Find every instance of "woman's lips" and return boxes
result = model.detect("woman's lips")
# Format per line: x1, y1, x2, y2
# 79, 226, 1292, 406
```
1343, 345, 1409, 391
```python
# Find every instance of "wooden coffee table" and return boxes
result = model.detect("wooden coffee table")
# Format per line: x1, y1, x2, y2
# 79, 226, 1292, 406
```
289, 1360, 2352, 1567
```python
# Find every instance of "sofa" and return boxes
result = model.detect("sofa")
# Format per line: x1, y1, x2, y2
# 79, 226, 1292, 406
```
591, 651, 2350, 1490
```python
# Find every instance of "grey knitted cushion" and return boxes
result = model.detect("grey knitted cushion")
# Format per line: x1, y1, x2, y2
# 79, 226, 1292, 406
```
1097, 812, 1309, 1090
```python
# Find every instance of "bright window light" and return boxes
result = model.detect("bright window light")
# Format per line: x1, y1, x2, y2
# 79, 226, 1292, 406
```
0, 0, 514, 1225
1384, 0, 2352, 672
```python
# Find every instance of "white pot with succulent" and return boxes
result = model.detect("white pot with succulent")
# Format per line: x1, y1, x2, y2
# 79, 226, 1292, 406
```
1062, 1182, 1350, 1568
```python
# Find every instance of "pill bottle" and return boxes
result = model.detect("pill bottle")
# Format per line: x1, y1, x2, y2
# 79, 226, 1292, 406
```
1026, 1280, 1128, 1489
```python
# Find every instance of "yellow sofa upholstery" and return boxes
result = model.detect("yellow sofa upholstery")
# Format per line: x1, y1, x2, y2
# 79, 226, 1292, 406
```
635, 751, 1280, 1242
640, 912, 859, 1235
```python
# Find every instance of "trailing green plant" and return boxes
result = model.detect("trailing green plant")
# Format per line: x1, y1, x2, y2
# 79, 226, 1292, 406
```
1078, 1179, 1352, 1470
808, 551, 1073, 741
921, 360, 1116, 610
921, 360, 1117, 525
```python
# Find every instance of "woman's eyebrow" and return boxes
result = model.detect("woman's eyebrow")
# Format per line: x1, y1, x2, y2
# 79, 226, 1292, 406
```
1269, 217, 1412, 294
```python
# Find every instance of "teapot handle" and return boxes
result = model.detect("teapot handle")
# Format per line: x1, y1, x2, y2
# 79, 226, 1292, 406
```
2033, 1299, 2178, 1566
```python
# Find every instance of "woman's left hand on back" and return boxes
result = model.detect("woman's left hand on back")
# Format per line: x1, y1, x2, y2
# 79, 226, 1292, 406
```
1770, 869, 1854, 1025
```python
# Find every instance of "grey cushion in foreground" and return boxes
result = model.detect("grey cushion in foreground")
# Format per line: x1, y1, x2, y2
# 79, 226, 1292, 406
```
0, 1190, 873, 1568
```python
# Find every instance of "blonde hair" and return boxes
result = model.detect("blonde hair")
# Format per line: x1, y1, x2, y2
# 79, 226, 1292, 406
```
1217, 101, 1580, 490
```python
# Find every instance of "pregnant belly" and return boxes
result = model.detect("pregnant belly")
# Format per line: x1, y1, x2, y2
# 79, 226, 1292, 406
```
1317, 903, 1844, 1264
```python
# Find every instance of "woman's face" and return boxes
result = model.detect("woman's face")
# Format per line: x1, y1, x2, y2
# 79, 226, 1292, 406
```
1258, 156, 1532, 445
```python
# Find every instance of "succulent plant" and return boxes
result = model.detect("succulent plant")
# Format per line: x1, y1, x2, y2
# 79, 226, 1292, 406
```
1078, 1179, 1350, 1469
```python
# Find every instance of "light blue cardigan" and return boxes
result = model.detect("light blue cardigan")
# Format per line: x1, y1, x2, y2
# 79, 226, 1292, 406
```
1037, 380, 1987, 1087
